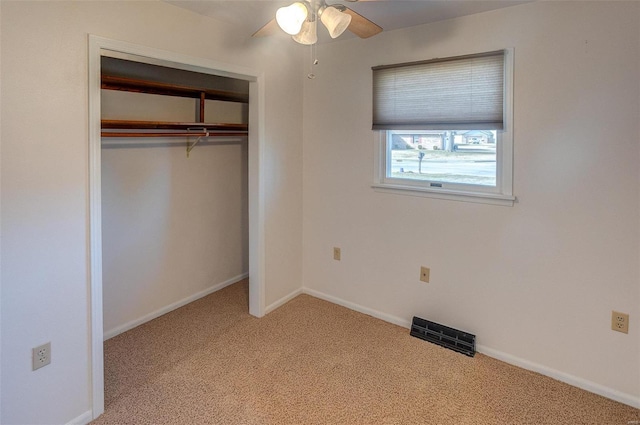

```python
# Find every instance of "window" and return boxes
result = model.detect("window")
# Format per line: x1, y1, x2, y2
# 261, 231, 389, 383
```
372, 50, 515, 206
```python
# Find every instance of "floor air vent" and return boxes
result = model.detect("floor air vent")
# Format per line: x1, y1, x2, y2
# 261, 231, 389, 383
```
410, 316, 476, 357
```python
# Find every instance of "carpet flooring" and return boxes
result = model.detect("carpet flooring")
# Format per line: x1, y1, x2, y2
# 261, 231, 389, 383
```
92, 279, 639, 424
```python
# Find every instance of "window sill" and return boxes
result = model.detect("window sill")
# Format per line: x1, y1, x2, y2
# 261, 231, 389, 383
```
372, 183, 516, 206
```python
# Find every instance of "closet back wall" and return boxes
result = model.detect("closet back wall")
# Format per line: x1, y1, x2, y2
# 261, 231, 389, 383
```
101, 90, 248, 338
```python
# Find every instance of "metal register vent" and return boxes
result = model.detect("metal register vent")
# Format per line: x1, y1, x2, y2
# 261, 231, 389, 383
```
410, 316, 476, 357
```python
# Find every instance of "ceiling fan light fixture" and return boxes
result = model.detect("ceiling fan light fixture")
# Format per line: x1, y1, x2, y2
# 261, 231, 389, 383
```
292, 19, 317, 45
276, 2, 309, 35
320, 6, 352, 38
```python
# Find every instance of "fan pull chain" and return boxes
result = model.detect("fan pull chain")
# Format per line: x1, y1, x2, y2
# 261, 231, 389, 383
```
308, 43, 318, 79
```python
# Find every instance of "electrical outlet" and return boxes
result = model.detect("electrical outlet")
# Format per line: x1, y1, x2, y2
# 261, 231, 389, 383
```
333, 247, 341, 261
32, 342, 51, 371
420, 266, 430, 283
611, 311, 629, 334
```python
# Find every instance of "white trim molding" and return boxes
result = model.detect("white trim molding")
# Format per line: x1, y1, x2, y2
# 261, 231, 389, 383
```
88, 34, 266, 420
302, 288, 411, 329
371, 183, 516, 206
87, 34, 105, 420
476, 345, 640, 409
265, 288, 303, 315
65, 410, 93, 425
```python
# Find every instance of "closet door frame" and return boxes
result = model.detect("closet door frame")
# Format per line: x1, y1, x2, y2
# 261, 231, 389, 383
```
88, 35, 266, 419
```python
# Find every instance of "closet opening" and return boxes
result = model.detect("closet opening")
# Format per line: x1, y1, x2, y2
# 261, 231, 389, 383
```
88, 36, 266, 419
100, 56, 250, 339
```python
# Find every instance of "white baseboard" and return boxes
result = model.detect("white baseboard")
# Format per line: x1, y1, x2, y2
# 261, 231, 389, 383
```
65, 410, 92, 425
265, 288, 303, 314
476, 344, 640, 409
302, 288, 412, 329
104, 272, 249, 340
302, 287, 640, 409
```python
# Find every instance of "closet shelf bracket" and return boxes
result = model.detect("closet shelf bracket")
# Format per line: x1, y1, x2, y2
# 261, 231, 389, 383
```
186, 128, 208, 158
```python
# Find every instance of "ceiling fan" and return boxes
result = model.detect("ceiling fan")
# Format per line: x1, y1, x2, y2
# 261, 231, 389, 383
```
252, 0, 383, 44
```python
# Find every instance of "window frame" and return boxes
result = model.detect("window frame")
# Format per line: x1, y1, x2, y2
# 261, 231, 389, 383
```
372, 48, 515, 206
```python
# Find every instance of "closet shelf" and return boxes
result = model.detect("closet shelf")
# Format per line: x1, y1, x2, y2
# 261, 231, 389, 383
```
101, 75, 249, 103
101, 75, 248, 155
102, 120, 247, 131
102, 121, 248, 138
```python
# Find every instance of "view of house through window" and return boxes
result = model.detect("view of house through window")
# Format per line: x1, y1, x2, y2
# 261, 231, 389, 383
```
387, 130, 498, 187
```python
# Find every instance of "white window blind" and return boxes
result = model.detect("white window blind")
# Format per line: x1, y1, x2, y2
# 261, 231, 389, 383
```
372, 51, 505, 130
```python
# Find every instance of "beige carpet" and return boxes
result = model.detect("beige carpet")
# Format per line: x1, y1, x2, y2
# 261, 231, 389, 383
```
92, 280, 639, 424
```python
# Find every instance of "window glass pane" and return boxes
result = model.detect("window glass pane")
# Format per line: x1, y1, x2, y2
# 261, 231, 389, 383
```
387, 130, 497, 186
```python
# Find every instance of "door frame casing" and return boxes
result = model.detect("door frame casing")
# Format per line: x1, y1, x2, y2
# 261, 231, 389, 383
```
88, 35, 266, 418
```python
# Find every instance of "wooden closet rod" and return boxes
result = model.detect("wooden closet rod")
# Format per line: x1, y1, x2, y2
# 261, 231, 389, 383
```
101, 131, 247, 138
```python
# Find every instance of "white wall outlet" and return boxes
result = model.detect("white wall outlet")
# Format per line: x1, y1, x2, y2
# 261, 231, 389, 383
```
611, 311, 629, 334
420, 266, 430, 283
32, 342, 51, 371
333, 247, 341, 261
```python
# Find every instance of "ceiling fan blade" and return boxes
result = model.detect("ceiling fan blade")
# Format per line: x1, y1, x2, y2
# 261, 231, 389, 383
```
344, 7, 382, 39
252, 18, 280, 37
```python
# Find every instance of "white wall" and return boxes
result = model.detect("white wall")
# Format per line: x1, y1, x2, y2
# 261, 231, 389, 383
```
0, 1, 303, 423
101, 88, 250, 336
0, 1, 3, 420
102, 141, 248, 337
303, 1, 640, 404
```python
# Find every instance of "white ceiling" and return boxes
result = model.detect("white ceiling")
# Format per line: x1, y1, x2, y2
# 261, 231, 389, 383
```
166, 0, 530, 42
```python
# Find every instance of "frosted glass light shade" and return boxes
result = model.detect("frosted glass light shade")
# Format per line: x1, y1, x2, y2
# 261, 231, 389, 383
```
276, 2, 308, 35
292, 20, 317, 45
320, 6, 351, 38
